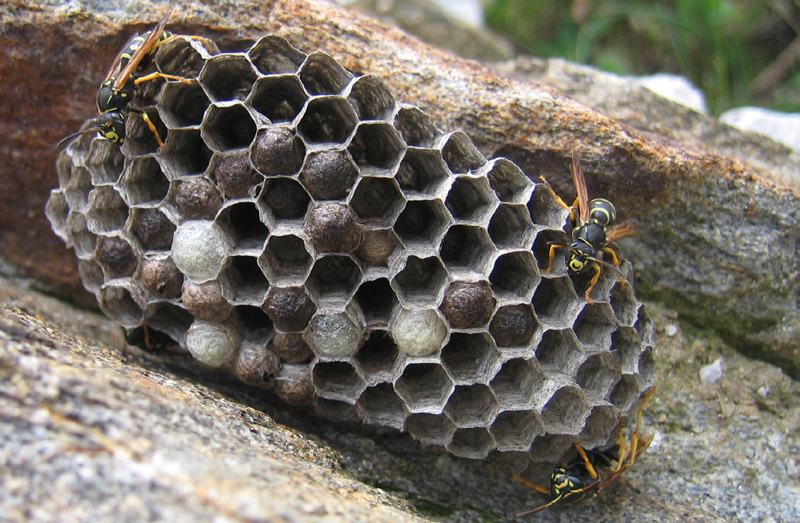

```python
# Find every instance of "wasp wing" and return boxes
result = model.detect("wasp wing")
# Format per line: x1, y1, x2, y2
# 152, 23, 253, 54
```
571, 151, 590, 224
103, 31, 143, 82
606, 219, 639, 242
113, 9, 173, 90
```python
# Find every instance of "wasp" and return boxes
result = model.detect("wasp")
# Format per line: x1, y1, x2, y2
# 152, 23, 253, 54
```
514, 385, 656, 516
58, 10, 206, 148
541, 152, 639, 303
122, 325, 177, 355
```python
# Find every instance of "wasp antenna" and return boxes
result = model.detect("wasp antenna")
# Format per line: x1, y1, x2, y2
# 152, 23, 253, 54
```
56, 127, 99, 148
588, 255, 628, 283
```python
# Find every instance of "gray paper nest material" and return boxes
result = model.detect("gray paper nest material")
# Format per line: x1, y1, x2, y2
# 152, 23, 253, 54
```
47, 34, 655, 461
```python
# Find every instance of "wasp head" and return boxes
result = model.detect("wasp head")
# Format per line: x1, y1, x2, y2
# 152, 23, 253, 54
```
567, 241, 595, 273
97, 111, 126, 144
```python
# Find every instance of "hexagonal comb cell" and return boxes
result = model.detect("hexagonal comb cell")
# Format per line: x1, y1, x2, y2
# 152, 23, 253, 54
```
441, 132, 486, 174
347, 75, 396, 121
348, 122, 406, 175
200, 54, 257, 102
159, 81, 210, 128
394, 200, 450, 248
395, 363, 454, 414
483, 158, 534, 205
446, 427, 495, 459
445, 384, 498, 428
395, 147, 450, 197
130, 207, 175, 252
248, 35, 306, 75
312, 360, 365, 403
201, 103, 257, 152
441, 333, 498, 385
488, 204, 535, 250
249, 75, 308, 123
490, 359, 550, 410
439, 225, 495, 274
393, 106, 439, 148
491, 410, 543, 452
445, 175, 497, 224
299, 52, 354, 95
350, 177, 403, 226
298, 96, 357, 144
392, 255, 448, 307
214, 201, 269, 251
119, 157, 169, 206
357, 383, 405, 430
354, 330, 399, 382
489, 251, 539, 300
260, 234, 312, 284
86, 186, 129, 234
48, 34, 654, 465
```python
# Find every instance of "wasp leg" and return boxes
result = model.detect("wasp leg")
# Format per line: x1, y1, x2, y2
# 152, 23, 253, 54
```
627, 385, 657, 466
133, 71, 196, 86
574, 444, 599, 481
132, 110, 166, 147
582, 263, 602, 303
598, 385, 656, 492
539, 176, 578, 224
599, 246, 629, 290
513, 472, 550, 494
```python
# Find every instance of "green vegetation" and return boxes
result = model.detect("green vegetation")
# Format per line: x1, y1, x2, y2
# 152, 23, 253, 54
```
484, 0, 800, 115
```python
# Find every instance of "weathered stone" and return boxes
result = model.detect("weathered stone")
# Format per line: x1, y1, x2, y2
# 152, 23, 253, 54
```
1, 274, 798, 521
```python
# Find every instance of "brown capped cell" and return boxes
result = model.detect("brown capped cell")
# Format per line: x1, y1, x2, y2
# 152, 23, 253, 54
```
298, 150, 359, 200
182, 280, 233, 322
212, 152, 263, 199
233, 343, 280, 388
263, 286, 317, 332
172, 176, 222, 220
440, 281, 496, 329
354, 229, 398, 267
96, 236, 137, 278
275, 363, 315, 406
130, 208, 176, 251
250, 126, 306, 175
489, 304, 539, 347
270, 332, 314, 363
305, 202, 362, 253
141, 258, 183, 298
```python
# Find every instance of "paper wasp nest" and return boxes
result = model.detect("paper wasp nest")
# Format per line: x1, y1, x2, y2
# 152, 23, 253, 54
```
46, 35, 655, 460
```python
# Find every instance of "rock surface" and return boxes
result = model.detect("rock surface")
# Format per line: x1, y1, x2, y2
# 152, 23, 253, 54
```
2, 0, 798, 375
2, 273, 799, 521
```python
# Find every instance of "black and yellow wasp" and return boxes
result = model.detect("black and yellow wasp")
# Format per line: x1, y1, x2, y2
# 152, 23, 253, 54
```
541, 152, 639, 303
514, 385, 656, 516
122, 325, 177, 356
58, 10, 206, 148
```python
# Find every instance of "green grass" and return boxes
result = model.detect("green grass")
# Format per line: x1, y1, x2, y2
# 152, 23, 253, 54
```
484, 0, 799, 115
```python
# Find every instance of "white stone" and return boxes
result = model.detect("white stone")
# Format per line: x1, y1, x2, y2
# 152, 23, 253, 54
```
638, 73, 708, 113
699, 358, 724, 385
720, 107, 800, 152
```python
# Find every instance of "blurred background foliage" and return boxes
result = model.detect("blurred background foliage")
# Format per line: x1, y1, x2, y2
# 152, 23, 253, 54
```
483, 0, 800, 115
